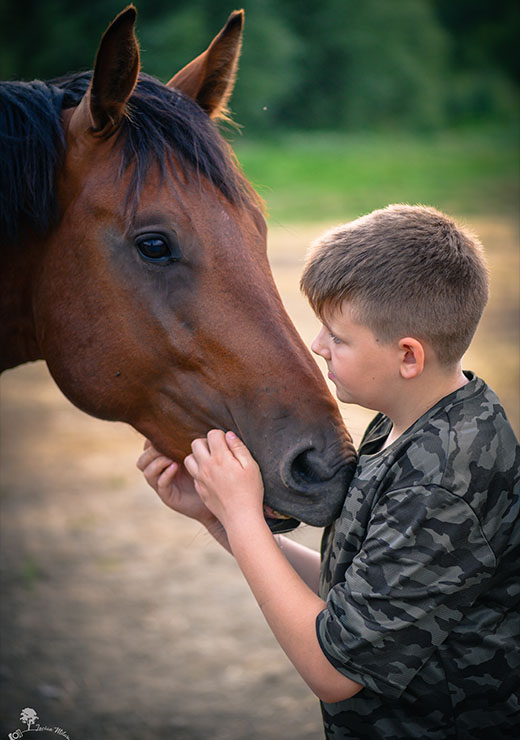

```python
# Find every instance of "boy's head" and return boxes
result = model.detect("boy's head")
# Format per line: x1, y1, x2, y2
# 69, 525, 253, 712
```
301, 205, 489, 367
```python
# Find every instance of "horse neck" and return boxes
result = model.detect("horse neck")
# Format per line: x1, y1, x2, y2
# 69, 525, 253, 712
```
0, 237, 43, 372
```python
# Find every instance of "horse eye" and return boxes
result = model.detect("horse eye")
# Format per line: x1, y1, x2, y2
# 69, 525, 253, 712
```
135, 234, 176, 264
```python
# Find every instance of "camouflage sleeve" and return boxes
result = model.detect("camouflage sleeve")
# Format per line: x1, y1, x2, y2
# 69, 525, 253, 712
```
316, 485, 497, 698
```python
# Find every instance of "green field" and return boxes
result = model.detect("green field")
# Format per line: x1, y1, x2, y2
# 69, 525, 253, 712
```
233, 126, 519, 223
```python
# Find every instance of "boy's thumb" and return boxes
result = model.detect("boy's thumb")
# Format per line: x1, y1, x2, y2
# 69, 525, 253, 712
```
225, 431, 250, 467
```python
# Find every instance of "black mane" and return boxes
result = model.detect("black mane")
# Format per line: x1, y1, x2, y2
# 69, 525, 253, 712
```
0, 71, 257, 244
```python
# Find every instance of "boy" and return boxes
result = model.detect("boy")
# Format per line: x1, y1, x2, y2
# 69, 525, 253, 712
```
137, 205, 519, 739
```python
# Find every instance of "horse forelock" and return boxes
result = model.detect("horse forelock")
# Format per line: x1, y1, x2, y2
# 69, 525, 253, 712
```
116, 72, 261, 216
0, 71, 260, 245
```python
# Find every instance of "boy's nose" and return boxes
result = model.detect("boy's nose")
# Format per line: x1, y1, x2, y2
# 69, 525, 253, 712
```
311, 327, 330, 359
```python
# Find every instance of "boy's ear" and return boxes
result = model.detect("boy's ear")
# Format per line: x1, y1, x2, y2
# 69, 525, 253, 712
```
398, 338, 425, 379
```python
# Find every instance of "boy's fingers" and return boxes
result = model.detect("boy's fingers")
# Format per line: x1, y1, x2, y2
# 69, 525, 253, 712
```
184, 453, 199, 478
137, 443, 162, 470
207, 429, 227, 456
225, 431, 251, 468
137, 443, 175, 470
143, 455, 175, 482
137, 449, 155, 471
136, 450, 150, 470
191, 437, 210, 461
157, 462, 178, 490
143, 438, 152, 450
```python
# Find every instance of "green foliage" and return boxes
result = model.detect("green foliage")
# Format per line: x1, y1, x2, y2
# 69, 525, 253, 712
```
277, 0, 448, 130
340, 0, 447, 129
137, 0, 303, 131
1, 0, 518, 132
0, 0, 125, 80
231, 1, 303, 131
138, 4, 209, 83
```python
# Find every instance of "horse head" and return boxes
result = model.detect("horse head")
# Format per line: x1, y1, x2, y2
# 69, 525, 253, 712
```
0, 6, 356, 531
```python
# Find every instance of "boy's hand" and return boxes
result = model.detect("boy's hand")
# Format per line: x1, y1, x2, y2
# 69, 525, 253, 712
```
184, 430, 265, 532
137, 440, 217, 528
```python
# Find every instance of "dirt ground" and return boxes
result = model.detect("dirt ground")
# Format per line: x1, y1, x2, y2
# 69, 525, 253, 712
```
1, 218, 518, 740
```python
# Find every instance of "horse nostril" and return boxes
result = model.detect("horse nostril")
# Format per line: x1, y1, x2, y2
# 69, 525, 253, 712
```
275, 441, 353, 525
290, 447, 328, 485
279, 440, 349, 498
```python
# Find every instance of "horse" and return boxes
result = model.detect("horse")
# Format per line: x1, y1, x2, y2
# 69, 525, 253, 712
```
0, 5, 355, 532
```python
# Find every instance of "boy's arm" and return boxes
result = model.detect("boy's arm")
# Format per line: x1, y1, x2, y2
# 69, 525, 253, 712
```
226, 513, 362, 703
274, 535, 321, 594
184, 430, 363, 704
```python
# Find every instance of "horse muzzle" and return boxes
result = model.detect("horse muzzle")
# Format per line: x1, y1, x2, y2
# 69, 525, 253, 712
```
263, 504, 300, 534
260, 438, 356, 529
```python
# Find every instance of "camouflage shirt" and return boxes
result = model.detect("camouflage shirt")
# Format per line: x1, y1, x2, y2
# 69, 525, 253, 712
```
316, 372, 520, 739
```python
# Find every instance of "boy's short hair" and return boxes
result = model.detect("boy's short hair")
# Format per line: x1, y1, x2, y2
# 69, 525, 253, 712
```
300, 204, 489, 366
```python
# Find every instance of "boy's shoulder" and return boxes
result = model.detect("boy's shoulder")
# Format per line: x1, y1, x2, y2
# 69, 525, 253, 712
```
359, 372, 519, 546
364, 372, 518, 478
411, 372, 517, 480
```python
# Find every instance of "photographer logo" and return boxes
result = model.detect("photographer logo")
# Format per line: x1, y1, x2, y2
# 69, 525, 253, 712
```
7, 707, 70, 739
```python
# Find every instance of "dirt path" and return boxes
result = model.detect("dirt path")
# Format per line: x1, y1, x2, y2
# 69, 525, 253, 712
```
1, 218, 517, 739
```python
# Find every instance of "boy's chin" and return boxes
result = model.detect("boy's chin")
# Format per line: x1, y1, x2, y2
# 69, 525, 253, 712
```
330, 382, 350, 404
336, 388, 357, 405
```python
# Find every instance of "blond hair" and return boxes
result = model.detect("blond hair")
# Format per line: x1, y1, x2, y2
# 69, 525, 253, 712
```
301, 205, 489, 366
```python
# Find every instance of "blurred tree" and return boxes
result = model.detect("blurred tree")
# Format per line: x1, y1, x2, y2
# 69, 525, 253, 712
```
0, 0, 124, 80
229, 0, 302, 131
279, 0, 448, 130
434, 0, 519, 82
433, 0, 519, 123
137, 0, 302, 132
0, 0, 517, 132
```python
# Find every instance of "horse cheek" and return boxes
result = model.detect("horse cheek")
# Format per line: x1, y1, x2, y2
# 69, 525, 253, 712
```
32, 239, 131, 422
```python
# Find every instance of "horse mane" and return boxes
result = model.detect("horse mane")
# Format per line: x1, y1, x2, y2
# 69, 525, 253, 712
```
0, 71, 260, 245
0, 80, 65, 244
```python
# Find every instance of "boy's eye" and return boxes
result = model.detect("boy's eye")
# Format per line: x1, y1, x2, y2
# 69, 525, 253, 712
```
330, 332, 342, 344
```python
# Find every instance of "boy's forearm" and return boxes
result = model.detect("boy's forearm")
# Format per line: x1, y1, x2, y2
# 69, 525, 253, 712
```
204, 518, 232, 554
181, 429, 361, 702
274, 535, 321, 593
203, 523, 322, 590
226, 515, 362, 703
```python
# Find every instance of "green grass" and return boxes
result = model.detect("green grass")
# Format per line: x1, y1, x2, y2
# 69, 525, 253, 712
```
233, 127, 519, 223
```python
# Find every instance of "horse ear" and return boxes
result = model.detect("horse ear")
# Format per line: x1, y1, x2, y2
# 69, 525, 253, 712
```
71, 5, 140, 137
89, 4, 140, 133
167, 10, 244, 121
